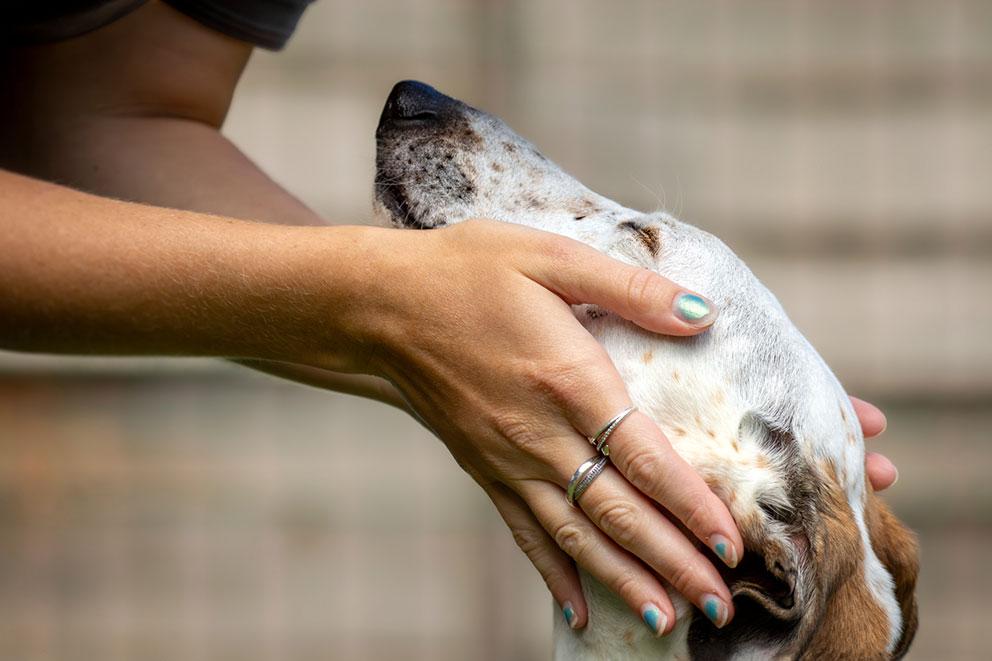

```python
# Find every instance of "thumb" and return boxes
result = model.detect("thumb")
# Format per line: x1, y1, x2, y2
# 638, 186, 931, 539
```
524, 236, 718, 336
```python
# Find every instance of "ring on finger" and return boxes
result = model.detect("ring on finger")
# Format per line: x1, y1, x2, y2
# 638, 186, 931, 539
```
566, 454, 610, 506
588, 405, 637, 456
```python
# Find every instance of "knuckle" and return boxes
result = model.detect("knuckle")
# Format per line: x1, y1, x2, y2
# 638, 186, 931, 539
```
522, 357, 587, 411
510, 526, 547, 558
682, 497, 714, 535
540, 567, 569, 595
612, 570, 643, 604
667, 560, 699, 596
625, 268, 665, 313
623, 448, 663, 491
539, 233, 582, 264
553, 522, 589, 561
492, 411, 544, 456
595, 499, 641, 549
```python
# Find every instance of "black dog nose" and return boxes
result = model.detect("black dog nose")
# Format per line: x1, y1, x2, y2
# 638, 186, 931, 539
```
379, 80, 456, 126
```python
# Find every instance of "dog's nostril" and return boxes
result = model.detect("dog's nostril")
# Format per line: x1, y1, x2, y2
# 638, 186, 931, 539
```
400, 110, 439, 122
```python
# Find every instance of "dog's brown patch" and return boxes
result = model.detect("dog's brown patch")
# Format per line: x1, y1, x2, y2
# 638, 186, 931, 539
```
642, 350, 654, 364
619, 220, 662, 257
865, 492, 920, 658
798, 465, 917, 659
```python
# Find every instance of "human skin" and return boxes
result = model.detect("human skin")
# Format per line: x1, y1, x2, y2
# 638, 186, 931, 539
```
0, 0, 897, 633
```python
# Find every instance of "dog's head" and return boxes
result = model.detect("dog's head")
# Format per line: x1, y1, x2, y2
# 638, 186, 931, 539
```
374, 80, 918, 659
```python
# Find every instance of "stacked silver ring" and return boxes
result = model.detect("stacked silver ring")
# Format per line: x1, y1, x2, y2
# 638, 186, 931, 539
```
566, 454, 610, 506
588, 405, 637, 456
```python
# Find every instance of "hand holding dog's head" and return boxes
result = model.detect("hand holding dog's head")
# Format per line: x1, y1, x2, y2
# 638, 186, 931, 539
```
374, 80, 918, 659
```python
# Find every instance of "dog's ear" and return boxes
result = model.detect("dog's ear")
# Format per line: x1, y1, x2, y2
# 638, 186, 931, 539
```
800, 481, 919, 660
866, 492, 920, 659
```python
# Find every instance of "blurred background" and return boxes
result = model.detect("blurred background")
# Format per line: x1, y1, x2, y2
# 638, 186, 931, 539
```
2, 0, 990, 659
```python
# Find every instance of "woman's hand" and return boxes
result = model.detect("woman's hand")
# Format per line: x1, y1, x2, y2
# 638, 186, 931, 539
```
314, 220, 901, 633
323, 219, 742, 635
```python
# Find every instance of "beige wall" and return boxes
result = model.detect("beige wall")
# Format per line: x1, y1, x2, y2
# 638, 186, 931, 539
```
2, 1, 990, 659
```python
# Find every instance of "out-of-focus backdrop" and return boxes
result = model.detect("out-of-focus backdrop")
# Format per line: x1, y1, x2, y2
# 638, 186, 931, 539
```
2, 1, 990, 659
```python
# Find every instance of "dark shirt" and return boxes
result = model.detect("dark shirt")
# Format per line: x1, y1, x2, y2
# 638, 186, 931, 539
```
6, 0, 314, 50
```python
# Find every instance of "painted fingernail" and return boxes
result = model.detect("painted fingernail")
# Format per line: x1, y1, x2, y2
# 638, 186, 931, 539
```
702, 595, 728, 628
674, 293, 717, 326
641, 603, 668, 637
711, 534, 739, 568
562, 601, 578, 629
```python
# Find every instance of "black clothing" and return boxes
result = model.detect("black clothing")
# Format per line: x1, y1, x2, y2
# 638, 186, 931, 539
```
5, 0, 314, 50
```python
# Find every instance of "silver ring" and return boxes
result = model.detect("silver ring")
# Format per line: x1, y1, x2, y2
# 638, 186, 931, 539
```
566, 454, 610, 506
588, 406, 637, 456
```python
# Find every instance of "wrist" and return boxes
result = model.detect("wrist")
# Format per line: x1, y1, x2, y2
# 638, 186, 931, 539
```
242, 223, 411, 374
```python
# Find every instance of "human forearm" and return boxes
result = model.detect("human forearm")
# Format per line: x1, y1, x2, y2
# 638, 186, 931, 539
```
2, 108, 325, 229
0, 169, 377, 365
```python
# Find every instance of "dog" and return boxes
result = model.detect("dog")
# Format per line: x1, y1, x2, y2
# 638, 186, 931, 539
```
372, 80, 918, 660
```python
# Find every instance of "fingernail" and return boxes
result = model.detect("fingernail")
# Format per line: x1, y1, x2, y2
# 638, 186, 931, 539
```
562, 601, 578, 629
641, 603, 668, 637
702, 595, 728, 628
711, 534, 739, 568
890, 467, 899, 487
674, 293, 717, 325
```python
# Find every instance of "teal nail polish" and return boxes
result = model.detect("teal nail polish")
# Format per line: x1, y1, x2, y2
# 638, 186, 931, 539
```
562, 602, 576, 628
710, 534, 738, 568
703, 596, 726, 627
641, 604, 667, 636
674, 293, 714, 324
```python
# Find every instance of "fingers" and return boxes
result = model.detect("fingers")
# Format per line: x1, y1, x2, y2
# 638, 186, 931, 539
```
518, 331, 742, 603
555, 368, 744, 572
520, 235, 718, 337
487, 483, 588, 629
866, 452, 899, 491
572, 468, 735, 628
850, 396, 887, 438
851, 397, 897, 490
604, 410, 743, 566
520, 479, 677, 636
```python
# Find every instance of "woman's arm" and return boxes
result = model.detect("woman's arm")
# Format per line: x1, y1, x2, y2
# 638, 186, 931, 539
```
0, 168, 376, 365
0, 0, 402, 402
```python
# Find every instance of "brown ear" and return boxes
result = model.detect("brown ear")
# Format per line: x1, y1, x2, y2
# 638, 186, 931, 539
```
866, 493, 920, 659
